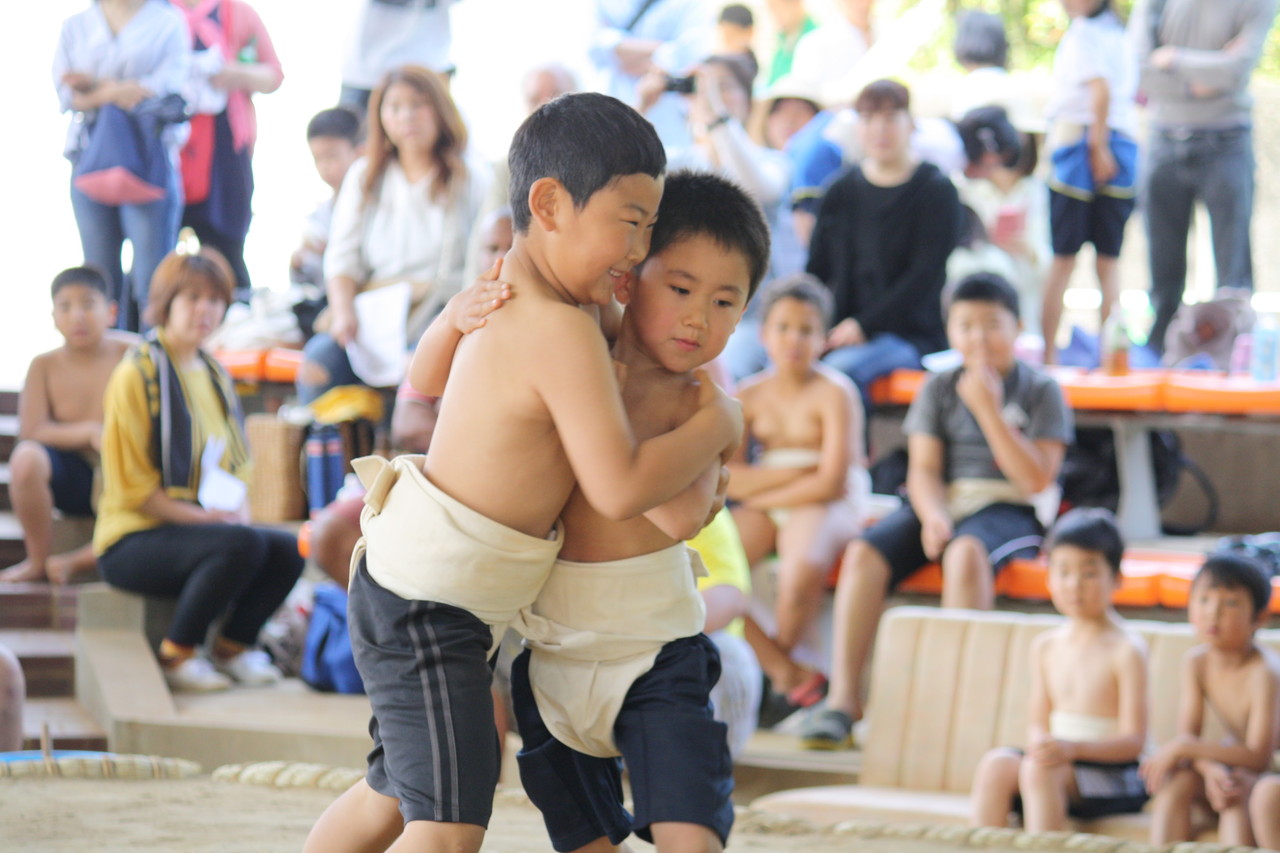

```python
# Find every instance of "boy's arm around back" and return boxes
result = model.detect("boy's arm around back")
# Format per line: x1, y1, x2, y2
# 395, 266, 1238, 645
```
534, 309, 742, 520
19, 353, 99, 451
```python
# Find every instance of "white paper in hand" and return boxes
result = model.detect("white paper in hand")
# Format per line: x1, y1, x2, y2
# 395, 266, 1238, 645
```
348, 282, 410, 387
197, 436, 248, 512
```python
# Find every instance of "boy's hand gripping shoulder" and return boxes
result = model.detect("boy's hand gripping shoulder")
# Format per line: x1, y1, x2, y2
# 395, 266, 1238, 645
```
406, 259, 511, 397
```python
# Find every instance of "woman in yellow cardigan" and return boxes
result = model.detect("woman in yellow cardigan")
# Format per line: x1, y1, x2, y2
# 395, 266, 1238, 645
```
94, 247, 304, 692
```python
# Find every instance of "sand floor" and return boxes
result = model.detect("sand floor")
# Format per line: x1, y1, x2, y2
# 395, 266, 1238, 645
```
0, 778, 1084, 853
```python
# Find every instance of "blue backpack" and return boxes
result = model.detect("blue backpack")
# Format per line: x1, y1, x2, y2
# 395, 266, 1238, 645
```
300, 584, 365, 694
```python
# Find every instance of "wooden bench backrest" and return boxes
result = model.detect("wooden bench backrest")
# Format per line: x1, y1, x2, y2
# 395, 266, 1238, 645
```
860, 607, 1280, 793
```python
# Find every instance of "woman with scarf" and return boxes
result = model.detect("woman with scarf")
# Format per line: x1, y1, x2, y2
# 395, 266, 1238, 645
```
93, 248, 304, 693
173, 0, 283, 300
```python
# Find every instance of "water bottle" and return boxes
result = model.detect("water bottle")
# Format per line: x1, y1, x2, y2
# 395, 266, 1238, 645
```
1251, 315, 1278, 382
1101, 313, 1131, 376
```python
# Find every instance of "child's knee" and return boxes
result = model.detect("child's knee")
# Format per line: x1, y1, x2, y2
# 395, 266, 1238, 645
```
842, 541, 889, 585
9, 441, 51, 482
941, 536, 990, 579
976, 748, 1022, 784
1018, 756, 1062, 792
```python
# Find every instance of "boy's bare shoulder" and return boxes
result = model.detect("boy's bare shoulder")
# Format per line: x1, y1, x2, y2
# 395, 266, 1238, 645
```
1249, 643, 1280, 684
1109, 624, 1149, 667
814, 362, 859, 399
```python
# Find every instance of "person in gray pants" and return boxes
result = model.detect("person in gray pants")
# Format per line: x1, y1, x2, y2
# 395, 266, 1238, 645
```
1130, 0, 1278, 352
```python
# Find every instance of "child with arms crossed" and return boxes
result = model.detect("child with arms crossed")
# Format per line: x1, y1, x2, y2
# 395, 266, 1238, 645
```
971, 508, 1149, 830
728, 273, 866, 711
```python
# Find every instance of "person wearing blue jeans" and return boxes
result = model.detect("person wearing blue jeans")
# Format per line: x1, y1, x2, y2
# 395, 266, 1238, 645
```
71, 165, 182, 332
1129, 0, 1277, 352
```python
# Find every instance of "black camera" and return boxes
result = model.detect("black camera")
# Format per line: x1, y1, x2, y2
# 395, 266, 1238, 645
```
664, 75, 696, 95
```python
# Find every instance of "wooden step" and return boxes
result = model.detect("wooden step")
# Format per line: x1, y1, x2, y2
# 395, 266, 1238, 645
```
0, 414, 16, 461
0, 583, 78, 630
0, 511, 25, 567
0, 629, 75, 698
0, 390, 18, 418
0, 463, 10, 511
22, 697, 108, 752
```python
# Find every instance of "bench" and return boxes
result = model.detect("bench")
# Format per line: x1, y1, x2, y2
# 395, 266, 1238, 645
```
751, 606, 1280, 842
214, 347, 303, 413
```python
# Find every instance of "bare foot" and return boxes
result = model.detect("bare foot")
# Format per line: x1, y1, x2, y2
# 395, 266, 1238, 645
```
46, 552, 94, 586
0, 559, 48, 583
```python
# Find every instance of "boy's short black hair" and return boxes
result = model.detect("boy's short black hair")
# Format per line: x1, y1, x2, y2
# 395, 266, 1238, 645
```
719, 3, 753, 27
854, 79, 910, 114
953, 11, 1009, 69
306, 106, 362, 145
1194, 553, 1273, 619
955, 105, 1021, 169
51, 265, 110, 300
1045, 508, 1125, 577
946, 272, 1021, 321
645, 170, 771, 300
508, 92, 666, 233
758, 273, 833, 331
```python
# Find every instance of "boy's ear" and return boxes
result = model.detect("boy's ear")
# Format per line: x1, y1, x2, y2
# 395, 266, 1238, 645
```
613, 266, 639, 305
528, 177, 568, 233
107, 300, 119, 326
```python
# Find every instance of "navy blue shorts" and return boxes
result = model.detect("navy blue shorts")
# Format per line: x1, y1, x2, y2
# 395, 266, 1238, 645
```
1050, 189, 1135, 258
864, 501, 1043, 590
1012, 756, 1148, 819
44, 446, 95, 517
347, 558, 501, 827
512, 635, 735, 852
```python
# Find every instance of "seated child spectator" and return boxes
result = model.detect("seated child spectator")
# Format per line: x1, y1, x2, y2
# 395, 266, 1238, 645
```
510, 169, 770, 852
1040, 0, 1137, 364
0, 266, 135, 584
290, 107, 363, 296
0, 641, 22, 751
728, 274, 867, 710
304, 94, 740, 853
1141, 553, 1280, 846
970, 508, 1149, 830
801, 272, 1072, 750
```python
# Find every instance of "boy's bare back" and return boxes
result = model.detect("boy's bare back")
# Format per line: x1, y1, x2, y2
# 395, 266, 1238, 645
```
425, 278, 623, 538
22, 332, 135, 446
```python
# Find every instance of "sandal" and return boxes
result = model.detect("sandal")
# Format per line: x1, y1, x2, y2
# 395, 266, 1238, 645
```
799, 707, 856, 751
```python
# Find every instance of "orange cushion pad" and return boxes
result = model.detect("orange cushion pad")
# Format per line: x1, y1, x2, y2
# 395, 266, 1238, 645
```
1162, 371, 1280, 415
1047, 367, 1166, 411
214, 349, 267, 382
264, 347, 304, 384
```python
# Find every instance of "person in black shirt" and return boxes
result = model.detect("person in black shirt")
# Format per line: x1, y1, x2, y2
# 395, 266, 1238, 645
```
807, 79, 961, 412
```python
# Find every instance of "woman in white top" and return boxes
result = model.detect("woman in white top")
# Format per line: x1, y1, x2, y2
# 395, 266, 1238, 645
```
54, 0, 189, 331
298, 64, 489, 403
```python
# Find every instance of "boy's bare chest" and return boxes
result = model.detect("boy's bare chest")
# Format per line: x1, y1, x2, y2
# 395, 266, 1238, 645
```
1201, 667, 1257, 737
749, 387, 823, 450
46, 357, 114, 423
1044, 636, 1119, 709
623, 380, 696, 441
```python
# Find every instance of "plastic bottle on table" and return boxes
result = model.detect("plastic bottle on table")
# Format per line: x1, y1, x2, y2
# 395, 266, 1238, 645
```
1251, 315, 1279, 382
1101, 312, 1131, 376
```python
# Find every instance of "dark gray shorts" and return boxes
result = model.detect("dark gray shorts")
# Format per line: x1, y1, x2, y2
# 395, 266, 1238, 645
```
348, 557, 500, 827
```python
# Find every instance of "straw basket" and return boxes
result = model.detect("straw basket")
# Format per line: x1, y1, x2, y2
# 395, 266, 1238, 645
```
245, 414, 307, 522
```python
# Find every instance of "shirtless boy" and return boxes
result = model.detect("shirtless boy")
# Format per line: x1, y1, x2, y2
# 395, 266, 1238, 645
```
1, 266, 134, 584
728, 273, 866, 712
971, 508, 1149, 830
508, 170, 769, 853
1140, 553, 1280, 846
303, 94, 740, 853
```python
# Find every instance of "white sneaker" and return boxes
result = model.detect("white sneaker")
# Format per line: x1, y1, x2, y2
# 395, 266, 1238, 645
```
214, 649, 282, 686
164, 657, 232, 693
